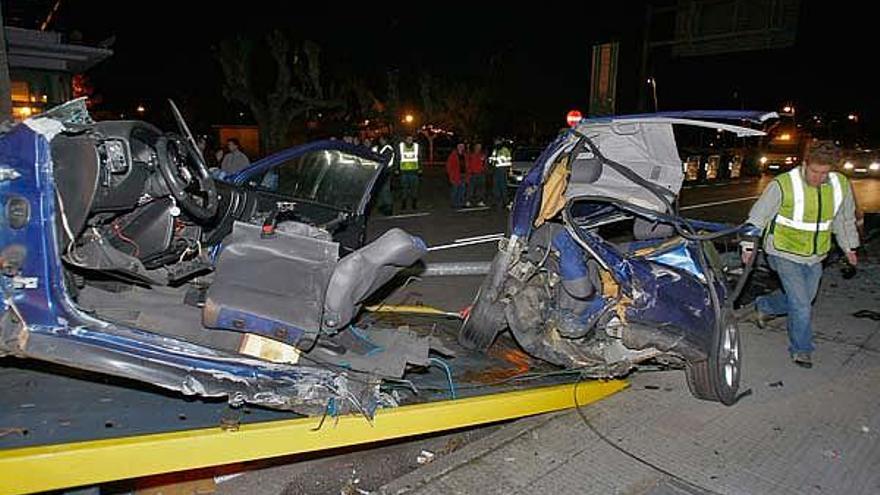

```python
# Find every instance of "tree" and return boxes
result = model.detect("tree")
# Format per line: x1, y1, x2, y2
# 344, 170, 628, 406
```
429, 80, 490, 141
217, 32, 341, 153
384, 69, 400, 136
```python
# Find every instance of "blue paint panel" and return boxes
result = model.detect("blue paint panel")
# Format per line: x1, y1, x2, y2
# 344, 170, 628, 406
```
1, 126, 66, 327
569, 226, 717, 352
552, 230, 588, 280
643, 240, 703, 280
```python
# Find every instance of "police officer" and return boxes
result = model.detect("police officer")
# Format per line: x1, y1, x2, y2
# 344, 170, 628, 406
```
489, 137, 512, 207
398, 135, 422, 210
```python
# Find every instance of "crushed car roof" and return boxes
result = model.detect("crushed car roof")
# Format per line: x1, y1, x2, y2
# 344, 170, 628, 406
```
561, 110, 774, 212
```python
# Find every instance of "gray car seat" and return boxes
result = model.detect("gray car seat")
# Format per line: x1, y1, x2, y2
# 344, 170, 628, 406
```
203, 221, 426, 350
322, 228, 427, 331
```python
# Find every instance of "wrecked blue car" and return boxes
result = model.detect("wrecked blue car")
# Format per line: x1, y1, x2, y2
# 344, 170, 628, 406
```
0, 99, 430, 415
1, 99, 769, 415
459, 111, 773, 405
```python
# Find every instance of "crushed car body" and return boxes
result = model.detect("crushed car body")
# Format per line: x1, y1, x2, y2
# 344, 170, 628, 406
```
1, 99, 771, 417
0, 99, 435, 416
459, 111, 772, 405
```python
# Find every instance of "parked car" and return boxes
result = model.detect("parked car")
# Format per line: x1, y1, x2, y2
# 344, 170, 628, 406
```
506, 146, 544, 189
459, 110, 774, 405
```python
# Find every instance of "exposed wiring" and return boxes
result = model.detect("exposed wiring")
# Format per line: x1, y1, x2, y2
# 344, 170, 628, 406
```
174, 239, 203, 264
177, 245, 192, 264
210, 243, 223, 263
429, 357, 457, 399
54, 189, 77, 248
111, 222, 141, 258
310, 398, 336, 432
54, 188, 88, 267
342, 389, 374, 427
366, 275, 421, 316
572, 375, 724, 495
382, 378, 419, 395
294, 352, 379, 386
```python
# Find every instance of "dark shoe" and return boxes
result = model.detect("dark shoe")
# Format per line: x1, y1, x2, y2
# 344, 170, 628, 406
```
792, 353, 813, 368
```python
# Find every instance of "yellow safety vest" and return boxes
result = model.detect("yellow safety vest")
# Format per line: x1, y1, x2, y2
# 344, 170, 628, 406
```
771, 168, 848, 256
490, 147, 512, 167
399, 143, 420, 172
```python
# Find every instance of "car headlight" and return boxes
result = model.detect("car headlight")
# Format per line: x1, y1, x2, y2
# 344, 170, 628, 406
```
760, 156, 768, 164
870, 162, 880, 171
844, 161, 855, 170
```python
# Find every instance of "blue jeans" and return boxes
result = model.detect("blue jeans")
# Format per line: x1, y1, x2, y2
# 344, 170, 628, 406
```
756, 255, 823, 355
450, 182, 466, 208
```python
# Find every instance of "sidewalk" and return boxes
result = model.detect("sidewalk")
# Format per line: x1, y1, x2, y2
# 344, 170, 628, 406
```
380, 257, 880, 495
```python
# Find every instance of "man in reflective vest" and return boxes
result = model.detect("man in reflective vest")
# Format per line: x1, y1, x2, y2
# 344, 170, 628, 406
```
743, 140, 859, 368
489, 138, 512, 207
398, 135, 422, 210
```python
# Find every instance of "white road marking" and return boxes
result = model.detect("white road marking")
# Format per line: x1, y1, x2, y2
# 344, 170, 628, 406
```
378, 212, 432, 219
454, 233, 506, 243
428, 237, 502, 251
679, 195, 761, 211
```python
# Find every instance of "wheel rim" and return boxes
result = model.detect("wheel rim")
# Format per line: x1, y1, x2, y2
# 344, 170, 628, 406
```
720, 322, 740, 388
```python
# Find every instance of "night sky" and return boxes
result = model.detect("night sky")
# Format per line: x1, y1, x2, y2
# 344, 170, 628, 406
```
3, 1, 876, 139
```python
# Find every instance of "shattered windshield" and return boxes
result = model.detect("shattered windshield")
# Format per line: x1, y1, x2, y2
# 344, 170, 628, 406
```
271, 149, 380, 211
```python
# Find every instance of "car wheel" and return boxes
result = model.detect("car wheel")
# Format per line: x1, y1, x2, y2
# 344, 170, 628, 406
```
458, 250, 511, 351
685, 308, 741, 405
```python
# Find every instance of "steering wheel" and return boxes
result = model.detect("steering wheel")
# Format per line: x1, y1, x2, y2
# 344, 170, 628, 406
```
157, 134, 218, 221
156, 100, 218, 221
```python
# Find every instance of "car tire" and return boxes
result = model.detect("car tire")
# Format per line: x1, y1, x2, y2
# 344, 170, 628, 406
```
685, 307, 741, 405
457, 250, 511, 351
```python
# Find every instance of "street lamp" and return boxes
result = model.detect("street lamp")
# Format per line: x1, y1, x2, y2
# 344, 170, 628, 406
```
403, 113, 415, 125
646, 77, 658, 112
136, 104, 146, 114
848, 113, 858, 122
